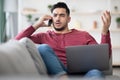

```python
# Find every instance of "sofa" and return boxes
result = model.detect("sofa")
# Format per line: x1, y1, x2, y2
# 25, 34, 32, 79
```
0, 37, 47, 76
0, 37, 119, 80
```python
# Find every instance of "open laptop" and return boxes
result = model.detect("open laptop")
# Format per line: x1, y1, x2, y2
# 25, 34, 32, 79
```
65, 44, 109, 74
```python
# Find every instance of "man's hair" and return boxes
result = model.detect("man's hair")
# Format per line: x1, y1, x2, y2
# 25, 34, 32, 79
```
51, 2, 70, 16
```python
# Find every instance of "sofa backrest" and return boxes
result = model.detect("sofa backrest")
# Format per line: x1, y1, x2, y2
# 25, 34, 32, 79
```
0, 39, 39, 75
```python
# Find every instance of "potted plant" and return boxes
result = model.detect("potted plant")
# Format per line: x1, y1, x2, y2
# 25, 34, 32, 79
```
116, 17, 120, 28
47, 4, 53, 11
26, 14, 39, 25
26, 14, 32, 22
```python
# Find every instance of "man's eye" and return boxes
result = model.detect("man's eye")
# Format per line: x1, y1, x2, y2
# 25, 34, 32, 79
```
53, 14, 57, 17
60, 14, 65, 17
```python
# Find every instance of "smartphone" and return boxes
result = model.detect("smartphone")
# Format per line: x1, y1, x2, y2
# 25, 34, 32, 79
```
48, 19, 53, 26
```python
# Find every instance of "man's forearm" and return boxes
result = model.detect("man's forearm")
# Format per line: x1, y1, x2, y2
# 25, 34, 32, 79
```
101, 31, 112, 58
15, 26, 35, 40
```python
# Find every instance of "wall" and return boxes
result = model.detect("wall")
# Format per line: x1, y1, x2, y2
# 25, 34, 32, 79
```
18, 0, 109, 30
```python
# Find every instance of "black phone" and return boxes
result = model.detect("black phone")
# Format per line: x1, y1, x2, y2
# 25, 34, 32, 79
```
48, 19, 53, 26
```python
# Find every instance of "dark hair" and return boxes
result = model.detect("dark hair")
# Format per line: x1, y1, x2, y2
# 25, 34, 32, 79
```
51, 2, 70, 15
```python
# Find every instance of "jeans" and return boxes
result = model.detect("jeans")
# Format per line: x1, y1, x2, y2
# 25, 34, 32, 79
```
37, 44, 104, 78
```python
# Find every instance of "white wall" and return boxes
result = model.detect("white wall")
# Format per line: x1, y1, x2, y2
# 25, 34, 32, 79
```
18, 0, 110, 31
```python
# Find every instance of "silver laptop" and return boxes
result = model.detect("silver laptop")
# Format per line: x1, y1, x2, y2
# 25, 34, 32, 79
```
65, 44, 109, 74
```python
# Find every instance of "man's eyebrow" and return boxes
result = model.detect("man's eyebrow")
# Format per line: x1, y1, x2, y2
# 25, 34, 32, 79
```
53, 13, 65, 15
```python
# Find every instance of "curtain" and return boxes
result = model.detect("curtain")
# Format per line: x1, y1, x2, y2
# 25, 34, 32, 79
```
0, 0, 6, 43
4, 0, 18, 41
5, 12, 18, 40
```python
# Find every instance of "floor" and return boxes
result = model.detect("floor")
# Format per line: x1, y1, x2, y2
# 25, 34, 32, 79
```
0, 67, 120, 80
105, 66, 120, 80
113, 67, 120, 77
0, 66, 119, 80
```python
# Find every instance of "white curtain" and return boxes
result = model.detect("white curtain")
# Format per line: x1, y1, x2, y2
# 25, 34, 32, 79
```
4, 0, 18, 40
5, 12, 18, 39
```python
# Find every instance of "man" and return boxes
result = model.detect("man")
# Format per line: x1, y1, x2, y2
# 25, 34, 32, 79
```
15, 2, 111, 78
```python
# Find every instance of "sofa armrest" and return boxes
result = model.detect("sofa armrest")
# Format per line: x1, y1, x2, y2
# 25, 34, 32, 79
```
19, 37, 47, 75
102, 56, 113, 75
0, 40, 39, 75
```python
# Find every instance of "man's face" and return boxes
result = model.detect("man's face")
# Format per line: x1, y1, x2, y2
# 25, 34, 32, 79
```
52, 8, 70, 31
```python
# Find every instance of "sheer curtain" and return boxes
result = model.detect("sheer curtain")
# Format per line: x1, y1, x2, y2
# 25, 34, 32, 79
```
0, 0, 6, 43
4, 0, 18, 40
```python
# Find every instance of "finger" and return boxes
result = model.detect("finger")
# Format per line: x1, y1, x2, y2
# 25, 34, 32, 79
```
106, 10, 111, 18
103, 13, 108, 23
46, 15, 52, 20
102, 12, 110, 26
105, 11, 111, 25
42, 15, 52, 21
101, 15, 106, 26
102, 12, 107, 23
106, 11, 111, 23
104, 11, 111, 22
42, 22, 49, 27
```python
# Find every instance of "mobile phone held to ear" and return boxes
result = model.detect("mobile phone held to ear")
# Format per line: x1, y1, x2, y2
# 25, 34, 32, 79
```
48, 19, 53, 26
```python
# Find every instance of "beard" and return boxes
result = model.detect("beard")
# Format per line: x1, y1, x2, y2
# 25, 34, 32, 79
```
53, 22, 67, 31
53, 26, 66, 31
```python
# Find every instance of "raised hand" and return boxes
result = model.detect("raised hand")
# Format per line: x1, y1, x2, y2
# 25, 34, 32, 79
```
101, 10, 111, 35
33, 15, 52, 30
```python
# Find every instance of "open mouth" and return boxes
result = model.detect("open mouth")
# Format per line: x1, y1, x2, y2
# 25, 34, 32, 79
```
55, 22, 61, 26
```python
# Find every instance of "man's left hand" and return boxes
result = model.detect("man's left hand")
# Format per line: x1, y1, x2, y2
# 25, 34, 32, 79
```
101, 10, 111, 35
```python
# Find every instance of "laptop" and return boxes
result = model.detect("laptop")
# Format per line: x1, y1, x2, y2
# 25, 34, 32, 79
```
65, 44, 109, 74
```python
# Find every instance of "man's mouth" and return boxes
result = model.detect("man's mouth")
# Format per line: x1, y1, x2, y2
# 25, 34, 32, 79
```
55, 22, 61, 26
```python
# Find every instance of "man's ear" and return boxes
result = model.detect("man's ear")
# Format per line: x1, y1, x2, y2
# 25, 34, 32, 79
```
68, 16, 71, 23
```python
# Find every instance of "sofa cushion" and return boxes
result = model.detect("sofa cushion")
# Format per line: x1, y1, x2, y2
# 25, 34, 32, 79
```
19, 37, 47, 75
0, 40, 39, 75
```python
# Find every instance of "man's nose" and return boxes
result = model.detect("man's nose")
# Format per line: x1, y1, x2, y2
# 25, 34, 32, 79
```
56, 15, 60, 20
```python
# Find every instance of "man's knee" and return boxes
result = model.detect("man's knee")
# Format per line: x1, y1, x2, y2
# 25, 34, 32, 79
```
38, 44, 50, 52
38, 44, 50, 49
85, 69, 103, 78
37, 44, 54, 56
88, 69, 102, 74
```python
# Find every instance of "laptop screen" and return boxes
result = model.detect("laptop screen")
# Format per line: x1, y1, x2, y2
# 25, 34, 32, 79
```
65, 44, 109, 74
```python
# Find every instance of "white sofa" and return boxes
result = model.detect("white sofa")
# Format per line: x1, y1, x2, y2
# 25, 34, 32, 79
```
0, 37, 119, 80
0, 37, 47, 76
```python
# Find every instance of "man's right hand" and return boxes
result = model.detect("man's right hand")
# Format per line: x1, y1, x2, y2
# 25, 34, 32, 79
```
33, 15, 52, 30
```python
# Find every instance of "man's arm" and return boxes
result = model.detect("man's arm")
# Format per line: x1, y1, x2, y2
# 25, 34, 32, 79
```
100, 11, 112, 58
15, 26, 36, 40
15, 15, 52, 40
101, 31, 112, 58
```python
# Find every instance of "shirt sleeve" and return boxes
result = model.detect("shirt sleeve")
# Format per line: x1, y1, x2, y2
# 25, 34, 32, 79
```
101, 31, 112, 58
85, 32, 98, 45
15, 26, 35, 40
